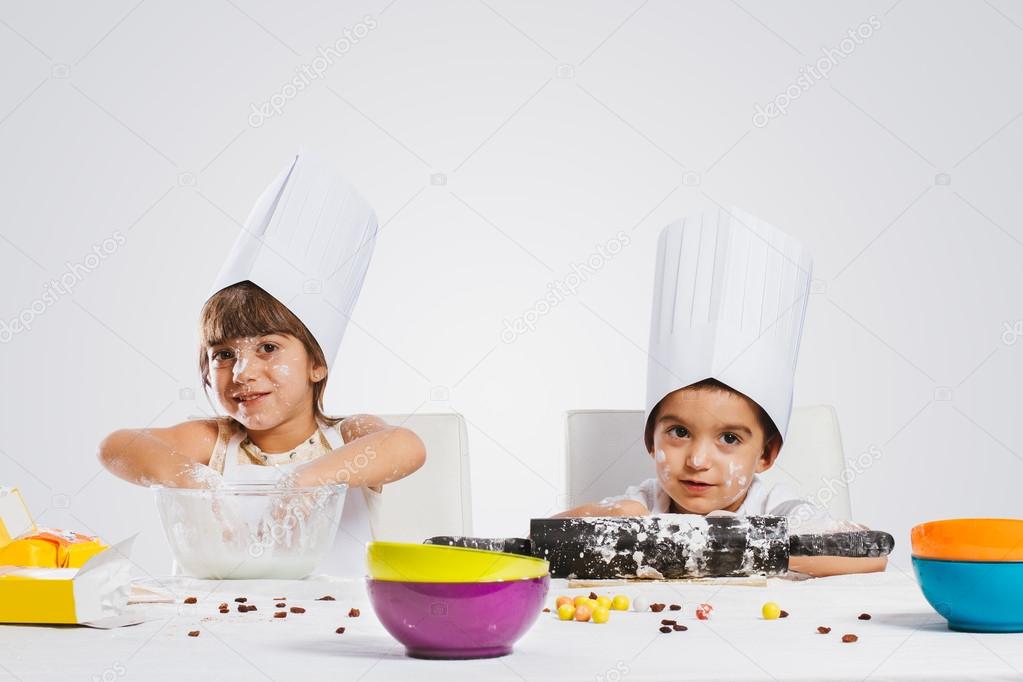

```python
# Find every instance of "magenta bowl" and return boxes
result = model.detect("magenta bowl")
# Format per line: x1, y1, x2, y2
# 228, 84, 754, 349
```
367, 576, 549, 659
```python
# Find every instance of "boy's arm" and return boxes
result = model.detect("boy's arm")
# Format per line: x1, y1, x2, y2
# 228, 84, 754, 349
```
97, 420, 219, 488
552, 499, 649, 518
292, 425, 425, 490
788, 555, 888, 577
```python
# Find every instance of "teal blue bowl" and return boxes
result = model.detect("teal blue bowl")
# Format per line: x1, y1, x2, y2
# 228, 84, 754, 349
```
912, 557, 1023, 632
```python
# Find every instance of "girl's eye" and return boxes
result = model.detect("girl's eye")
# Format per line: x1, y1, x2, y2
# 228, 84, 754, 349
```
260, 343, 278, 353
668, 426, 689, 439
721, 432, 742, 445
211, 349, 234, 362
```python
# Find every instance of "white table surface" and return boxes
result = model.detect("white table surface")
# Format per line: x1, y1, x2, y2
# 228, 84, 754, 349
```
1, 569, 1021, 681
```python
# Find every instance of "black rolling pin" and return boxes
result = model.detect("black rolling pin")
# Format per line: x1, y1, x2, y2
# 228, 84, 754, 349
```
426, 514, 894, 579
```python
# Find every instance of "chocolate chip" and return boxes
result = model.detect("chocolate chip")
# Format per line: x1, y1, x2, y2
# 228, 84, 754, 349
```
217, 603, 228, 610
237, 605, 247, 613
335, 626, 346, 634
842, 634, 858, 643
589, 591, 599, 600
660, 619, 676, 626
817, 626, 831, 634
542, 608, 551, 613
348, 608, 360, 617
290, 606, 305, 614
246, 605, 257, 611
858, 613, 872, 620
187, 630, 200, 637
650, 603, 666, 613
780, 610, 789, 618
274, 612, 287, 619
659, 626, 672, 634
183, 597, 197, 604
672, 624, 688, 632
275, 602, 286, 608
669, 604, 681, 611
234, 597, 247, 603
317, 595, 336, 601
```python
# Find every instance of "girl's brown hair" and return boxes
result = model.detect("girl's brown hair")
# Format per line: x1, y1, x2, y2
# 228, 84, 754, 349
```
198, 280, 342, 428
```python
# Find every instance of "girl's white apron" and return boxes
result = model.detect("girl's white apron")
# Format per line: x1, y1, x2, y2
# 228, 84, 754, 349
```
218, 418, 380, 577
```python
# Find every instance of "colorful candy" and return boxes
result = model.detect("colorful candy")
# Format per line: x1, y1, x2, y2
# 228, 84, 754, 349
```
557, 603, 576, 620
592, 606, 610, 624
574, 604, 592, 622
696, 603, 714, 620
555, 596, 573, 609
761, 602, 781, 620
632, 596, 649, 612
596, 596, 612, 610
612, 595, 630, 611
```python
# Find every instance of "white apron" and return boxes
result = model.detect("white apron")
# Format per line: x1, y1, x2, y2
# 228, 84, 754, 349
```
219, 419, 380, 577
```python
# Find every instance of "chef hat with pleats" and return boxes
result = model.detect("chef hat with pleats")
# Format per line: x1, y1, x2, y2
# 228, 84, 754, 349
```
206, 152, 377, 371
645, 207, 812, 443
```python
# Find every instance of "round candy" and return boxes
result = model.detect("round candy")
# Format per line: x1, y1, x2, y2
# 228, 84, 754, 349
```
592, 606, 610, 624
573, 595, 590, 608
632, 596, 649, 612
696, 603, 714, 620
555, 596, 573, 609
596, 596, 613, 610
557, 604, 576, 621
611, 595, 630, 611
761, 602, 781, 620
588, 598, 599, 610
574, 604, 592, 622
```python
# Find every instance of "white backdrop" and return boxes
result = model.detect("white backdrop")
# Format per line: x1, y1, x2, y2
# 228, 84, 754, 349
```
1, 0, 1021, 576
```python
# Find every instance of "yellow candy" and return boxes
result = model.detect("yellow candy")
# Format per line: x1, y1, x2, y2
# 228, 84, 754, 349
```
573, 595, 590, 607
557, 604, 576, 620
592, 606, 610, 624
611, 595, 630, 611
596, 596, 612, 609
555, 596, 573, 609
762, 602, 781, 620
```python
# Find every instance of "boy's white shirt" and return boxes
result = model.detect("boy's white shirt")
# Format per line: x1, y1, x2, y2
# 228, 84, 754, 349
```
601, 474, 840, 533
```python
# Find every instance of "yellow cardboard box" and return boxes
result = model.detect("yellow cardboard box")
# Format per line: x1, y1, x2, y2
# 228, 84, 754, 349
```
0, 537, 134, 625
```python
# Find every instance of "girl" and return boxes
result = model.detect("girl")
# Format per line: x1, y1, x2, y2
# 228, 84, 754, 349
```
98, 153, 426, 574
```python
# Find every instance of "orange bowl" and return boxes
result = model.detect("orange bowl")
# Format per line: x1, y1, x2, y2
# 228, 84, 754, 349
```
911, 518, 1023, 562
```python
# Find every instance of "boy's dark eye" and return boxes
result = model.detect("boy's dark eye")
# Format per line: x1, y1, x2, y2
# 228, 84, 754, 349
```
721, 432, 741, 445
260, 343, 278, 353
211, 349, 233, 362
668, 426, 689, 438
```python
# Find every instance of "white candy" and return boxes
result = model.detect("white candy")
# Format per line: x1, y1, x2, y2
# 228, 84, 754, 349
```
632, 596, 649, 612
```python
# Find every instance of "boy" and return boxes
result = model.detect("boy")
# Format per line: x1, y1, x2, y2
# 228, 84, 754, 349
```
556, 208, 886, 577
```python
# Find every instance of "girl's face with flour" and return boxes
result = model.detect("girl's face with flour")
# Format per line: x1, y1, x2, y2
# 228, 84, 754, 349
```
207, 333, 324, 432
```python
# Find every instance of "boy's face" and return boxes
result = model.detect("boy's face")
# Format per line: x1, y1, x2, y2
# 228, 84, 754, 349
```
207, 333, 323, 431
648, 386, 780, 515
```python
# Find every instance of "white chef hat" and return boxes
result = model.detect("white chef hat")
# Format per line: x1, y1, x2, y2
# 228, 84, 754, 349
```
645, 207, 812, 444
206, 152, 377, 371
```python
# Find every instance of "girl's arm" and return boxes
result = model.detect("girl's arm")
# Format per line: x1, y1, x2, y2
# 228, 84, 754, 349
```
788, 555, 888, 577
339, 414, 390, 443
292, 424, 425, 490
97, 420, 220, 488
552, 499, 649, 518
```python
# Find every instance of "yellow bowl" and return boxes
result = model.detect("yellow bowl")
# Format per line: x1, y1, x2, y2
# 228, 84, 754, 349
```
367, 542, 548, 583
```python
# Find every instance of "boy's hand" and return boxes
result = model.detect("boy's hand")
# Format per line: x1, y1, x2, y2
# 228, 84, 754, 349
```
340, 414, 389, 443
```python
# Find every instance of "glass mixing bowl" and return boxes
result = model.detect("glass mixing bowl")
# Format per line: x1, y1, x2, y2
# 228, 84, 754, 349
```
152, 482, 346, 579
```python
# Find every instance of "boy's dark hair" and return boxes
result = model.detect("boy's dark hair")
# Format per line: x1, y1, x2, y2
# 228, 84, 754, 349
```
644, 378, 780, 453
